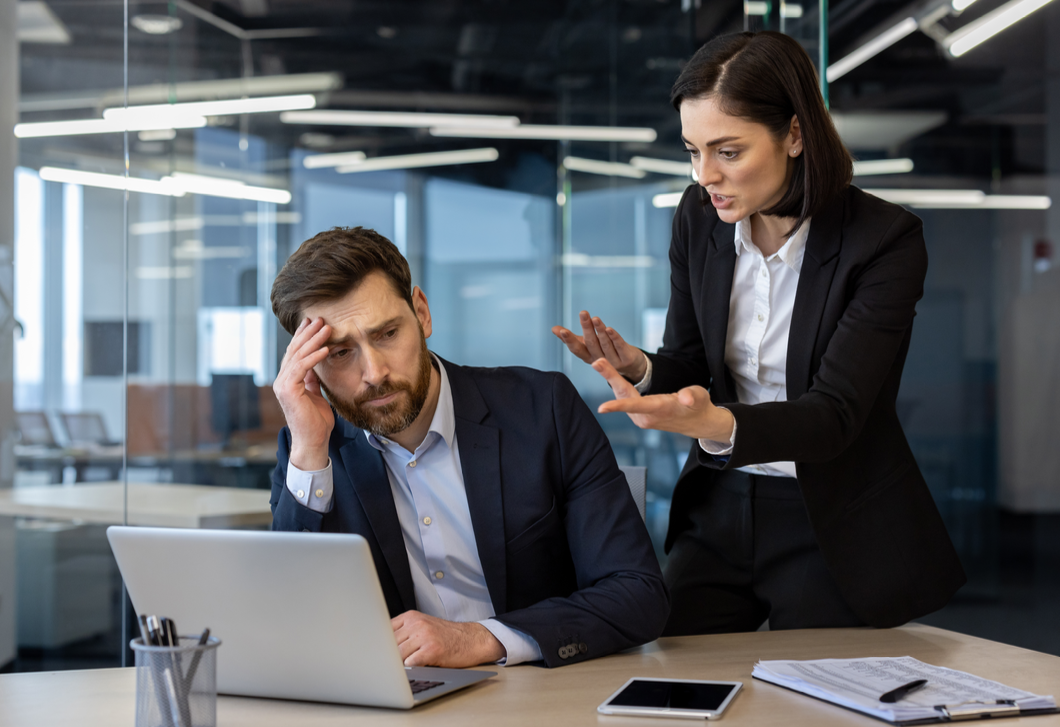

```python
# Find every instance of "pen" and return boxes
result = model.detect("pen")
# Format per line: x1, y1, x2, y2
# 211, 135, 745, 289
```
183, 628, 211, 692
880, 679, 928, 703
161, 617, 194, 727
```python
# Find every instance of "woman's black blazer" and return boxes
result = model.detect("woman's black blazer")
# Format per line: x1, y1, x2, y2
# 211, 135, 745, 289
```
646, 183, 966, 628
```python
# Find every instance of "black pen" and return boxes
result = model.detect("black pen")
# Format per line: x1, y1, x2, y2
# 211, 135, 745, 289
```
183, 628, 211, 692
880, 679, 928, 703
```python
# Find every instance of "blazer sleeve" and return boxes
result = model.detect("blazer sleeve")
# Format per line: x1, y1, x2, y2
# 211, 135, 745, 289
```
719, 209, 927, 468
491, 373, 670, 668
269, 427, 327, 533
645, 185, 715, 394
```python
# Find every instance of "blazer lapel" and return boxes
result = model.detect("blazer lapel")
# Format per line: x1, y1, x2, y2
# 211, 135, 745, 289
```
335, 421, 416, 611
442, 359, 508, 617
705, 221, 738, 403
787, 194, 845, 400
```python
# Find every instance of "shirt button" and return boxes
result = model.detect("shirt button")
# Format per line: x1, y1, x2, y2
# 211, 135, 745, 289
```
757, 313, 764, 322
409, 460, 417, 468
296, 489, 305, 499
423, 516, 432, 526
315, 489, 324, 498
750, 357, 758, 365
434, 571, 444, 580
761, 269, 767, 277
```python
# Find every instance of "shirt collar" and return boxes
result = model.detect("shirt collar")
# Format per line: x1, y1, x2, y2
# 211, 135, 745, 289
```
733, 217, 811, 274
364, 353, 455, 452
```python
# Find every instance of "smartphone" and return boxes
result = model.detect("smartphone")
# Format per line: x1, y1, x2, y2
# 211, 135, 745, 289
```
597, 677, 743, 720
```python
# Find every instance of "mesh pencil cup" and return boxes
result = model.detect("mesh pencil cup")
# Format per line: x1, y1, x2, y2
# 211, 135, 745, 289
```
131, 636, 221, 727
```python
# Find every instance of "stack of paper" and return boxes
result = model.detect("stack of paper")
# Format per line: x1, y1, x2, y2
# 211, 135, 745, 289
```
752, 656, 1056, 723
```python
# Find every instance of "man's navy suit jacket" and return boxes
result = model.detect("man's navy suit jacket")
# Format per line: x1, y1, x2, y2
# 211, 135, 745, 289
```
270, 358, 669, 668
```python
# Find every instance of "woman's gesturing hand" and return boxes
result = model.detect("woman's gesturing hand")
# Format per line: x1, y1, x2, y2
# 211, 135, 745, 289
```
590, 358, 735, 442
552, 310, 648, 382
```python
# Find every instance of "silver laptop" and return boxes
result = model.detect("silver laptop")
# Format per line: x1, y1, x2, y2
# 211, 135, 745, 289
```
107, 526, 496, 709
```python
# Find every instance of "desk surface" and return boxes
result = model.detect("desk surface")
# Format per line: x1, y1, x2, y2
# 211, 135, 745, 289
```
2, 625, 1058, 726
0, 482, 273, 528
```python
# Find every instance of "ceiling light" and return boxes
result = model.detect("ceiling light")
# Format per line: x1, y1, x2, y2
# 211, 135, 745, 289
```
38, 167, 186, 196
863, 189, 1051, 209
560, 254, 655, 268
563, 157, 646, 179
15, 115, 206, 138
163, 173, 291, 204
335, 148, 500, 173
629, 156, 694, 177
852, 158, 915, 176
951, 0, 979, 10
302, 151, 368, 169
17, 1, 71, 44
281, 110, 519, 128
826, 17, 919, 82
138, 129, 178, 142
104, 94, 317, 123
131, 14, 184, 35
431, 124, 658, 143
745, 1, 769, 14
782, 3, 804, 17
652, 192, 685, 208
944, 0, 1056, 57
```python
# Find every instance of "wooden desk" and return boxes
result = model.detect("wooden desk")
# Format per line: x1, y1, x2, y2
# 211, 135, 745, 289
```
1, 625, 1058, 726
0, 482, 273, 529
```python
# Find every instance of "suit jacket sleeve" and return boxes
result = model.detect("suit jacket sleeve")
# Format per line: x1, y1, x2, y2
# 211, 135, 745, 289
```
645, 185, 715, 394
270, 427, 327, 532
719, 209, 927, 468
491, 373, 670, 668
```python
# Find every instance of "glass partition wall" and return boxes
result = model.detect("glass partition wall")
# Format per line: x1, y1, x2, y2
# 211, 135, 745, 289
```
5, 0, 1060, 673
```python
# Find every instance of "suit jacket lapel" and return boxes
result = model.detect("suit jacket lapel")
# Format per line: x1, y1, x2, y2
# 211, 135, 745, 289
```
706, 221, 738, 403
787, 193, 845, 400
442, 359, 508, 617
336, 421, 417, 611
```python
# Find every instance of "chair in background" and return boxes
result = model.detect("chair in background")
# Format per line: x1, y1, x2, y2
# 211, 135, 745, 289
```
619, 465, 647, 521
58, 412, 121, 447
15, 411, 59, 448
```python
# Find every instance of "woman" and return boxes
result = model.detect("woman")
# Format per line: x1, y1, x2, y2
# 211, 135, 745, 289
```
553, 31, 965, 634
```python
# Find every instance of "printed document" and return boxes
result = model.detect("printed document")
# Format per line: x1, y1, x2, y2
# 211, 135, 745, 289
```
752, 656, 1056, 723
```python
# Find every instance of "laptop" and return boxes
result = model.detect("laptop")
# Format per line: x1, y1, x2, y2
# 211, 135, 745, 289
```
107, 526, 496, 709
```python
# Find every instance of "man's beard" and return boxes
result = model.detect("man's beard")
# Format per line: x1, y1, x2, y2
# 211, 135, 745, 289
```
319, 333, 433, 438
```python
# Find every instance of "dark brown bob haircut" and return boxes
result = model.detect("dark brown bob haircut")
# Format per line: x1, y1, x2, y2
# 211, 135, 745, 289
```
671, 31, 852, 235
270, 226, 413, 335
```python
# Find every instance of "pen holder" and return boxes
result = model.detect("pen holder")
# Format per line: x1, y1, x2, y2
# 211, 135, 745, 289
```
131, 636, 221, 727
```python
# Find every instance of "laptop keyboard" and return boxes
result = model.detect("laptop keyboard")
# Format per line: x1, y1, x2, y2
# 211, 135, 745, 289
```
409, 679, 444, 695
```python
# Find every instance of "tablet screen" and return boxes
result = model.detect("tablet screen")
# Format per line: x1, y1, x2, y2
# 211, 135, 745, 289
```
608, 680, 738, 711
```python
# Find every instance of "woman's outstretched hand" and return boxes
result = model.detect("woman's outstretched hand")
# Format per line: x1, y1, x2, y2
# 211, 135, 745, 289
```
590, 358, 736, 442
552, 310, 647, 382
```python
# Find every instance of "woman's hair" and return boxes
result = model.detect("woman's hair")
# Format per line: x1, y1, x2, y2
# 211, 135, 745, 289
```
271, 226, 413, 335
671, 31, 852, 234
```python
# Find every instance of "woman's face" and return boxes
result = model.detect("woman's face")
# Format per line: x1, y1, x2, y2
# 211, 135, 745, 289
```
680, 96, 801, 224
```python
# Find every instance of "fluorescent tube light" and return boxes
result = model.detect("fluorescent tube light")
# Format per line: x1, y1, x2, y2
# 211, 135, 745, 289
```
15, 115, 206, 138
335, 148, 499, 173
952, 0, 979, 10
281, 109, 520, 129
563, 157, 646, 179
852, 158, 915, 176
745, 1, 769, 14
782, 3, 804, 17
38, 167, 186, 196
431, 124, 658, 143
630, 156, 694, 177
945, 0, 1056, 57
652, 192, 685, 208
863, 188, 1051, 209
104, 94, 316, 123
163, 172, 292, 204
826, 17, 918, 82
303, 151, 368, 169
561, 254, 656, 268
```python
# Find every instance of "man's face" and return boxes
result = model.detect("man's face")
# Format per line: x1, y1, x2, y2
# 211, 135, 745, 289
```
303, 272, 433, 437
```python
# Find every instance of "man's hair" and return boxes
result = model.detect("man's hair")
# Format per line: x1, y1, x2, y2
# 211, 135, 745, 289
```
671, 31, 853, 236
271, 226, 413, 335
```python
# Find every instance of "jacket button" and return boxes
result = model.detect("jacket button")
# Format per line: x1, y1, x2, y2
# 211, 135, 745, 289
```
579, 643, 588, 654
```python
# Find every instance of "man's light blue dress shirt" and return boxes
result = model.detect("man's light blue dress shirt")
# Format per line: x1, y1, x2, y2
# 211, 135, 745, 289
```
286, 357, 542, 666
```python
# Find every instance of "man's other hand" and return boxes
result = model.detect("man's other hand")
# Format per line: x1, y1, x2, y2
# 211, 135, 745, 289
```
274, 317, 335, 471
391, 610, 506, 668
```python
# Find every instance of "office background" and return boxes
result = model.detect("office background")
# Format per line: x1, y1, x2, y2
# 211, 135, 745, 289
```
0, 0, 1057, 673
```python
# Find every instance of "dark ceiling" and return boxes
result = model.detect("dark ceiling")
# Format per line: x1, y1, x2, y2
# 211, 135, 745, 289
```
17, 0, 1055, 188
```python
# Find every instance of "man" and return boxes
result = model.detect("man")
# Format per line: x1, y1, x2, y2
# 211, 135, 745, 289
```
269, 226, 668, 669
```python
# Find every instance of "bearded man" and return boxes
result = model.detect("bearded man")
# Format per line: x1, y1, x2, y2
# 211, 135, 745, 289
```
268, 226, 668, 669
